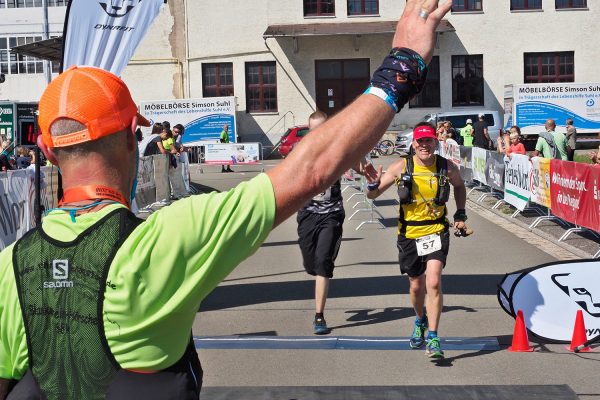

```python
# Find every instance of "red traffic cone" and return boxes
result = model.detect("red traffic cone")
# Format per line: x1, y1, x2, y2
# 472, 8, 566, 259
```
567, 310, 591, 352
508, 309, 534, 352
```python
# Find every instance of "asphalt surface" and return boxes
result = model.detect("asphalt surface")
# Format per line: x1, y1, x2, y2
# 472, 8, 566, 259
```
182, 158, 599, 399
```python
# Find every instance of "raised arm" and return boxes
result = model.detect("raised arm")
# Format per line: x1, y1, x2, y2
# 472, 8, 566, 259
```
267, 0, 452, 226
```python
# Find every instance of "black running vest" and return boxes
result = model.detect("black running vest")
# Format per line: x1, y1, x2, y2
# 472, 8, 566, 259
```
11, 208, 202, 400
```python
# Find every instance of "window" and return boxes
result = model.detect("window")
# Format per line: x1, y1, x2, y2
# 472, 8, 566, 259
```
555, 0, 586, 9
524, 52, 574, 83
452, 55, 484, 106
410, 57, 440, 108
452, 0, 482, 12
304, 0, 334, 16
0, 36, 45, 75
347, 0, 378, 15
245, 62, 277, 113
0, 0, 66, 7
202, 63, 234, 97
510, 0, 542, 10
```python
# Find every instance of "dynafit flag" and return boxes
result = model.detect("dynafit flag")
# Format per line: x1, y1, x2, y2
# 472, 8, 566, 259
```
62, 0, 166, 75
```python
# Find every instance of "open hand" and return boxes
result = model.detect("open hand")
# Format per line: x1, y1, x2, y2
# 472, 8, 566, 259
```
392, 0, 453, 64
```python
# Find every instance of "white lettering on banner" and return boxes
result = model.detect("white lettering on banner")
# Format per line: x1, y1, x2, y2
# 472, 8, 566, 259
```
551, 172, 588, 192
556, 193, 580, 209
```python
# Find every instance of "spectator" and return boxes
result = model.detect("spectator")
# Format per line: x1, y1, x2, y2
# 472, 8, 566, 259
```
505, 126, 526, 156
460, 119, 474, 147
220, 124, 233, 173
0, 140, 13, 171
533, 119, 568, 160
444, 121, 461, 146
160, 128, 178, 168
162, 120, 171, 131
565, 118, 577, 161
15, 146, 32, 169
588, 131, 600, 164
496, 130, 510, 154
472, 114, 491, 149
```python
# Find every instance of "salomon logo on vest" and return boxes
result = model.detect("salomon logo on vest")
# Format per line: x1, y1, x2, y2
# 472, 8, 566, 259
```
43, 260, 74, 289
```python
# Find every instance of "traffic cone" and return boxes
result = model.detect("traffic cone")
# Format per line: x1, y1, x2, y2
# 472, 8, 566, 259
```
567, 310, 591, 352
508, 309, 534, 352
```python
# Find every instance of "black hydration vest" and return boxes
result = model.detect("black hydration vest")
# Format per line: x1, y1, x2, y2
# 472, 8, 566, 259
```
10, 208, 202, 400
395, 155, 451, 235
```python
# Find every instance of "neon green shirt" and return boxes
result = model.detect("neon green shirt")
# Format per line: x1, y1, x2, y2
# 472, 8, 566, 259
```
162, 137, 175, 151
220, 130, 229, 143
460, 125, 474, 147
0, 174, 275, 379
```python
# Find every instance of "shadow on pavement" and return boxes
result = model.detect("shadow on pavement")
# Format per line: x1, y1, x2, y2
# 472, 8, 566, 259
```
329, 305, 476, 330
201, 274, 504, 311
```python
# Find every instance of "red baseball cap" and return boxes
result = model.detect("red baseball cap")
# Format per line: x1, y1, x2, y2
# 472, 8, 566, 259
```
39, 66, 150, 148
413, 125, 437, 140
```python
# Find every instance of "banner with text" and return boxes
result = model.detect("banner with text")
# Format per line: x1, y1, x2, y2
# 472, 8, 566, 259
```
0, 170, 32, 250
486, 152, 507, 192
550, 160, 600, 232
139, 97, 236, 145
440, 142, 460, 166
458, 146, 472, 182
62, 0, 165, 75
471, 147, 487, 184
204, 143, 261, 165
529, 157, 552, 208
504, 154, 531, 211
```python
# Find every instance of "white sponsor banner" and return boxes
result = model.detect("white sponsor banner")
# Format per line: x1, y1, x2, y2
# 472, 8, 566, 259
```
204, 143, 260, 165
62, 0, 165, 75
471, 147, 487, 184
499, 259, 600, 342
440, 142, 460, 166
0, 170, 33, 250
139, 97, 237, 145
504, 154, 531, 211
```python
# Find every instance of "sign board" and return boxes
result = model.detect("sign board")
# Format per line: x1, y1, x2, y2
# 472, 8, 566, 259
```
509, 82, 600, 134
204, 143, 261, 165
471, 147, 487, 184
529, 157, 551, 208
504, 154, 531, 211
16, 103, 38, 146
0, 104, 14, 140
139, 97, 237, 145
498, 259, 600, 342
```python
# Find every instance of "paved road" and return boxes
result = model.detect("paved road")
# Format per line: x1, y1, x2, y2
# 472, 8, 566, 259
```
187, 159, 600, 399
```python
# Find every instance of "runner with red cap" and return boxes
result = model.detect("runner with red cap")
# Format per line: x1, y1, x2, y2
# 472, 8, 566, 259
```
366, 121, 470, 359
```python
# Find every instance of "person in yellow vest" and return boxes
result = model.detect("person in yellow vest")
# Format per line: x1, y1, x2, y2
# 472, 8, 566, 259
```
366, 122, 469, 359
460, 118, 474, 147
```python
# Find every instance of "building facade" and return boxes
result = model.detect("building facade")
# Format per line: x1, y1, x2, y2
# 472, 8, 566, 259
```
0, 0, 597, 145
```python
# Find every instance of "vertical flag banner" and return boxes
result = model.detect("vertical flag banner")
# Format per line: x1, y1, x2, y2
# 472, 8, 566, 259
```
62, 0, 166, 75
458, 146, 472, 182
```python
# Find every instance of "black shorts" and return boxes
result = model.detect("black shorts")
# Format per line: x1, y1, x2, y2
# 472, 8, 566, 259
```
297, 210, 345, 278
397, 230, 450, 278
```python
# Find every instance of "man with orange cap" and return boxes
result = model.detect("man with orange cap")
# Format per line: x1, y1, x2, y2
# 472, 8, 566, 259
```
366, 122, 468, 360
0, 1, 452, 398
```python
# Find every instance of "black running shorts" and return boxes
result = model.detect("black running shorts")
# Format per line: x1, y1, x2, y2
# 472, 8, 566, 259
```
397, 230, 450, 277
297, 210, 345, 278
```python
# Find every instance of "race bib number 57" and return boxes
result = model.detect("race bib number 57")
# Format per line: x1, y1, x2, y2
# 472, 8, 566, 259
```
415, 233, 442, 256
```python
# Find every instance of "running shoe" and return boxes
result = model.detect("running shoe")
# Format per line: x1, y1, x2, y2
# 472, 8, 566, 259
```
425, 336, 444, 359
409, 316, 428, 349
313, 316, 331, 335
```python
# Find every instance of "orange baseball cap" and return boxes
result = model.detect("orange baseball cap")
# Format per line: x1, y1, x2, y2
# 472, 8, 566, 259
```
39, 65, 150, 148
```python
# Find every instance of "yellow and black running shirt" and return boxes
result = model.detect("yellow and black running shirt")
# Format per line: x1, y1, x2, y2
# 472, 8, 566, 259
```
398, 156, 448, 239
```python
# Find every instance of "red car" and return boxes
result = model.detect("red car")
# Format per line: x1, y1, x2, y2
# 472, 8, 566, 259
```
278, 125, 310, 158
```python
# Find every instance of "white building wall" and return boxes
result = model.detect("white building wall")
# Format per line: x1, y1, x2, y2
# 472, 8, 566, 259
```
0, 1, 598, 142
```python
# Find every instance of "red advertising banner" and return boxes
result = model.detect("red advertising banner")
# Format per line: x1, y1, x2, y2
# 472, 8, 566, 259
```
550, 160, 600, 232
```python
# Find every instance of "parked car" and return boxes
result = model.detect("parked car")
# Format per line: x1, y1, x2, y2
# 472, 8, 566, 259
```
278, 125, 310, 157
395, 110, 502, 153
